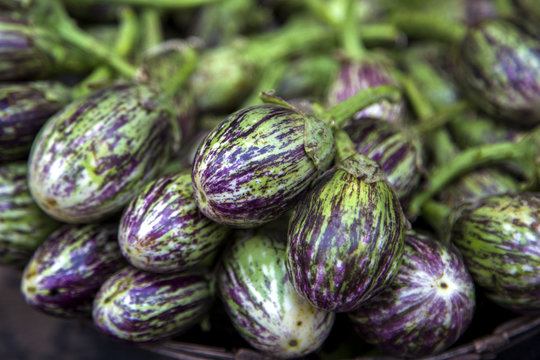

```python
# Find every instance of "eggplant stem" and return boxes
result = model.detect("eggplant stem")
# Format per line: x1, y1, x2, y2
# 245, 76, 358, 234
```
321, 84, 402, 129
408, 139, 536, 217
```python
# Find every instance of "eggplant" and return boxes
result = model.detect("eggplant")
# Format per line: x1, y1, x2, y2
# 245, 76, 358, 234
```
286, 154, 406, 312
92, 266, 213, 343
451, 193, 540, 314
28, 83, 177, 223
119, 170, 231, 273
456, 18, 540, 126
218, 231, 335, 358
344, 117, 423, 201
20, 223, 125, 317
192, 104, 334, 228
0, 162, 60, 266
349, 231, 475, 357
0, 81, 71, 163
326, 59, 406, 125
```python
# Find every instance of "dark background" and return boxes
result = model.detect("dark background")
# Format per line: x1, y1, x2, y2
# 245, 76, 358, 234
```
0, 265, 539, 360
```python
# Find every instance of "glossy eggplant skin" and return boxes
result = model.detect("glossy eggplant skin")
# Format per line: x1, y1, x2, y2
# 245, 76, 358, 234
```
451, 193, 540, 314
218, 231, 335, 358
192, 104, 334, 228
286, 164, 406, 313
92, 266, 213, 343
0, 81, 71, 163
20, 223, 125, 318
118, 170, 231, 273
28, 83, 176, 224
456, 19, 540, 126
349, 231, 475, 358
0, 162, 60, 267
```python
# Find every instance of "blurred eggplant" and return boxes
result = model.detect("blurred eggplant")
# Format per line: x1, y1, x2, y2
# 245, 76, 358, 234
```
0, 81, 71, 163
0, 162, 60, 267
456, 18, 540, 126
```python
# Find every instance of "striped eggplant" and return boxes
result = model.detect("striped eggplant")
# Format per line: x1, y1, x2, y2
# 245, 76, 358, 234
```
28, 83, 177, 223
118, 170, 231, 273
438, 167, 519, 207
349, 231, 475, 358
0, 162, 60, 267
218, 231, 335, 358
192, 104, 334, 228
456, 18, 540, 126
326, 59, 406, 125
0, 81, 71, 163
451, 193, 540, 314
0, 14, 57, 81
20, 223, 125, 318
344, 117, 423, 201
286, 155, 407, 312
92, 266, 213, 343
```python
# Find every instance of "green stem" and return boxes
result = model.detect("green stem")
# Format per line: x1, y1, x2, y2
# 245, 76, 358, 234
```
421, 200, 452, 245
413, 101, 468, 134
244, 17, 336, 67
73, 7, 138, 98
341, 0, 365, 60
390, 11, 467, 45
140, 8, 163, 50
359, 23, 406, 47
114, 7, 139, 57
408, 139, 536, 217
51, 1, 137, 78
303, 0, 339, 27
243, 61, 287, 108
334, 129, 358, 163
320, 85, 402, 129
164, 45, 198, 98
61, 0, 220, 8
395, 72, 434, 119
430, 129, 460, 167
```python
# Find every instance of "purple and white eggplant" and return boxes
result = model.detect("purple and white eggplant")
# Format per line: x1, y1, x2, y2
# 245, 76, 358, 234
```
348, 231, 475, 358
286, 144, 407, 312
20, 223, 125, 317
192, 104, 334, 228
28, 83, 177, 223
118, 170, 231, 273
218, 231, 335, 358
92, 266, 213, 343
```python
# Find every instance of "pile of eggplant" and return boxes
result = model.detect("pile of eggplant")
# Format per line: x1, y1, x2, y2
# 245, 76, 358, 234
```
1, 0, 539, 358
